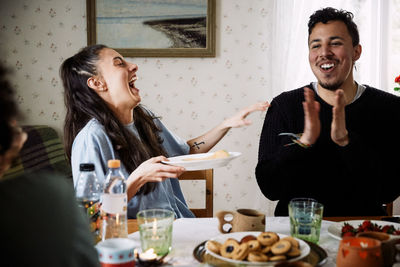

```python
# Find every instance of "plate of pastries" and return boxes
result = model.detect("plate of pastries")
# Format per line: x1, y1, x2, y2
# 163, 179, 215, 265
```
205, 231, 310, 266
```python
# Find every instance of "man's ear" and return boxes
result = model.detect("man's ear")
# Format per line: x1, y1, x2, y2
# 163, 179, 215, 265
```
353, 44, 362, 62
87, 76, 107, 92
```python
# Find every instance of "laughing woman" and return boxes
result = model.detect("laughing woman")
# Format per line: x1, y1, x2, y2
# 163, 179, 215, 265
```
60, 44, 268, 219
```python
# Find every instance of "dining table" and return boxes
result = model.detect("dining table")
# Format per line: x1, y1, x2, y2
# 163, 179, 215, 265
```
126, 216, 399, 266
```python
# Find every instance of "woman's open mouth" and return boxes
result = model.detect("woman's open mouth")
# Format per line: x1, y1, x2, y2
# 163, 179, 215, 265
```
129, 76, 138, 91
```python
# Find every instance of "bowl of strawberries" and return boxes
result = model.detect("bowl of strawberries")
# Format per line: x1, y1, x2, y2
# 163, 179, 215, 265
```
328, 220, 400, 240
341, 220, 400, 237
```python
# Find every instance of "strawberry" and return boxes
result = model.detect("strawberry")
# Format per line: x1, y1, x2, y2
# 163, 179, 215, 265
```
382, 225, 391, 233
361, 220, 372, 230
343, 231, 355, 237
341, 223, 356, 237
342, 224, 354, 233
372, 224, 381, 232
341, 220, 400, 236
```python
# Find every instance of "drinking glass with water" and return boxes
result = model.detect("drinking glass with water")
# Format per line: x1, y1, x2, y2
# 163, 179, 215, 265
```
288, 198, 324, 243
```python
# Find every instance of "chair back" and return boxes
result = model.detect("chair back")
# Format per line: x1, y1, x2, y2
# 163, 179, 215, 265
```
179, 169, 213, 217
3, 125, 71, 179
384, 202, 393, 216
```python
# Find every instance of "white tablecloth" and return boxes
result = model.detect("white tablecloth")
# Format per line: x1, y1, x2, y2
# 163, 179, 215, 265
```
129, 217, 339, 266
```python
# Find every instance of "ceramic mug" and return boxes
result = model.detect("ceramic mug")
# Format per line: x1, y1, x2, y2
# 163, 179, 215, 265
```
96, 238, 136, 267
216, 209, 265, 233
336, 236, 383, 267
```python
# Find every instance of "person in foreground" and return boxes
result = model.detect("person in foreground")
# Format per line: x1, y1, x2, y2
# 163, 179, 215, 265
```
256, 7, 400, 216
61, 44, 269, 219
0, 65, 99, 266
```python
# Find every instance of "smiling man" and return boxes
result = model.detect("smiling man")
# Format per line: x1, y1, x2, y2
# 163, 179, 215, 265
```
256, 7, 400, 216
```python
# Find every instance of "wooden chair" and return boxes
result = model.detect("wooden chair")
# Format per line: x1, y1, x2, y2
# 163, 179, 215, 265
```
3, 125, 72, 180
179, 169, 213, 217
384, 202, 393, 216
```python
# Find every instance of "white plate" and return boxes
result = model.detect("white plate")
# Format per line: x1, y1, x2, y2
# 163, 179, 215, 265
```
205, 231, 310, 266
328, 220, 400, 240
162, 152, 241, 171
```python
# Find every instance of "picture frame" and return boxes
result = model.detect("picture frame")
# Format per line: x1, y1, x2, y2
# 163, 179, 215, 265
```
86, 0, 216, 58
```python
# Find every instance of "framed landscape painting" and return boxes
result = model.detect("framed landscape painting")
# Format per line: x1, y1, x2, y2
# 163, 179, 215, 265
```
87, 0, 215, 57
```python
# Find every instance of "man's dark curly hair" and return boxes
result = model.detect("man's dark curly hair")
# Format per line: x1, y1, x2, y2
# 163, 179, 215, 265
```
308, 7, 360, 47
0, 64, 19, 155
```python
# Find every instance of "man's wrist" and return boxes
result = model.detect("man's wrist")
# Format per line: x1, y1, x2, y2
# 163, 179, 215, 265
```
293, 138, 313, 148
299, 135, 314, 147
334, 133, 349, 147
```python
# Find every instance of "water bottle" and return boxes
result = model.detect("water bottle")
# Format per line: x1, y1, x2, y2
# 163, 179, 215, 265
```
100, 159, 128, 240
75, 163, 103, 243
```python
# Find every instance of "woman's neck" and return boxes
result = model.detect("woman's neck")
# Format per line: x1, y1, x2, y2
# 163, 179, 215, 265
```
110, 106, 134, 124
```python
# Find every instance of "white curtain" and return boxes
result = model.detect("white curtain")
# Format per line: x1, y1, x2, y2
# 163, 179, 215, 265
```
270, 0, 391, 96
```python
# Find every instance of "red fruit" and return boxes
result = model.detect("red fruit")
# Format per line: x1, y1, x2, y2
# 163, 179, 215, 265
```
362, 220, 372, 229
382, 225, 391, 233
342, 224, 354, 233
372, 225, 380, 232
343, 232, 355, 237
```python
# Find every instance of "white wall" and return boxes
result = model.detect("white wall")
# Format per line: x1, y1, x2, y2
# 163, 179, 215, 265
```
0, 0, 398, 216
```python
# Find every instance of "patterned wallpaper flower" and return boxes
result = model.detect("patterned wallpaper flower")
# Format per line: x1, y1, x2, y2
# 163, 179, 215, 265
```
1, 0, 399, 215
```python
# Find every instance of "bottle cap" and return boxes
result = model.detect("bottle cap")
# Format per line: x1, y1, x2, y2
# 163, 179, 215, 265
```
79, 163, 95, 171
108, 159, 121, 168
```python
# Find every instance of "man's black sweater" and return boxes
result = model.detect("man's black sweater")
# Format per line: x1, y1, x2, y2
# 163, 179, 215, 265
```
256, 84, 400, 216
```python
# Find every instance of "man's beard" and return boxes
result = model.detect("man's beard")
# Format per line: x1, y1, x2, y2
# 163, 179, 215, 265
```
319, 80, 343, 91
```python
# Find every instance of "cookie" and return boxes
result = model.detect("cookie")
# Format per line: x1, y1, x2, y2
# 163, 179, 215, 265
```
287, 246, 301, 257
260, 245, 271, 254
247, 251, 269, 262
281, 236, 300, 248
206, 240, 222, 254
231, 243, 250, 261
247, 239, 261, 252
257, 232, 279, 246
271, 240, 292, 255
220, 239, 239, 259
269, 255, 287, 261
240, 235, 257, 244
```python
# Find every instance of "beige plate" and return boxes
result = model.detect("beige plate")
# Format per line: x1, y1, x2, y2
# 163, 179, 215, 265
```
194, 239, 327, 267
162, 152, 241, 171
204, 231, 310, 266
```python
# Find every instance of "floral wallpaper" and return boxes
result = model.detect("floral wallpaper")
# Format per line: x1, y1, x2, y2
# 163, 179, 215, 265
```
0, 0, 86, 130
0, 0, 398, 215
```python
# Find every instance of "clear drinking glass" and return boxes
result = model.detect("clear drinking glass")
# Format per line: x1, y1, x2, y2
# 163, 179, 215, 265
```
137, 209, 174, 256
288, 198, 324, 243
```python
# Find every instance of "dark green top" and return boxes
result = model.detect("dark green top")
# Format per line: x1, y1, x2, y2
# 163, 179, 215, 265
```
0, 171, 100, 267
